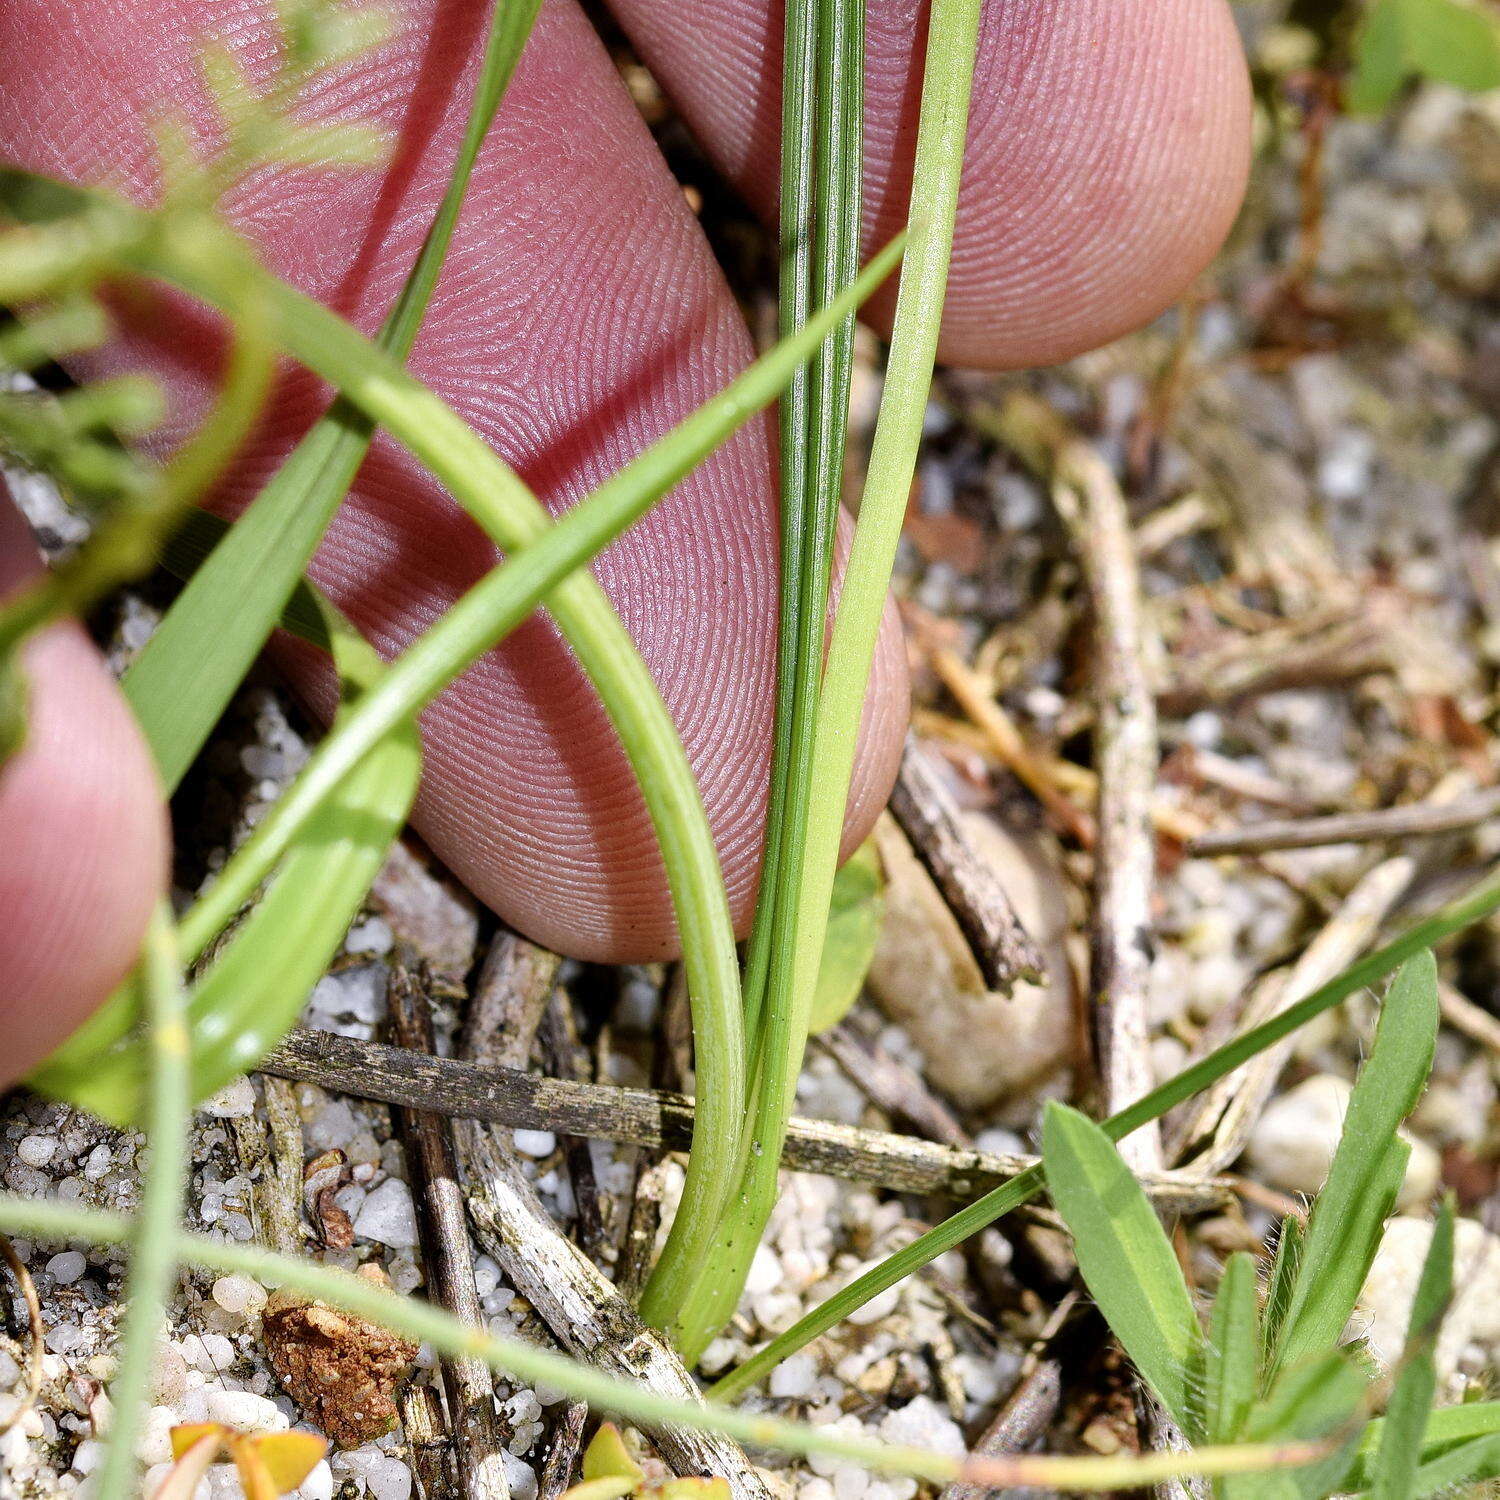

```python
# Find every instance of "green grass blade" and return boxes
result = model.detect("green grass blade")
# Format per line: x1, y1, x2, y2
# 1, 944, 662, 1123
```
1042, 1102, 1202, 1429
1368, 1197, 1455, 1500
124, 0, 542, 790
31, 594, 419, 1124
675, 0, 978, 1360
93, 903, 189, 1495
1206, 1251, 1260, 1445
1276, 1138, 1410, 1383
1404, 1431, 1500, 1495
1272, 952, 1440, 1378
1344, 1401, 1500, 1491
707, 887, 1500, 1400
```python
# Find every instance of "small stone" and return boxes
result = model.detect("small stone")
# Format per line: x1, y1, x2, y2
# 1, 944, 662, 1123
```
353, 1180, 419, 1250
206, 1388, 288, 1433
199, 1077, 257, 1120
877, 1396, 965, 1459
769, 1352, 818, 1400
866, 813, 1076, 1108
344, 916, 395, 956
47, 1251, 87, 1286
16, 1135, 56, 1168
297, 1459, 335, 1500
502, 1452, 538, 1500
512, 1130, 555, 1159
211, 1275, 269, 1318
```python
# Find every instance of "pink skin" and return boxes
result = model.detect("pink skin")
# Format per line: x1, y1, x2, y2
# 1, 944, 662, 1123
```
0, 0, 1251, 1086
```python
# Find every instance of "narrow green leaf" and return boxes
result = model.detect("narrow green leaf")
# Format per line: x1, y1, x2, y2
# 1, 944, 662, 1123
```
1369, 1198, 1455, 1500
1404, 1430, 1500, 1495
1225, 1350, 1367, 1500
1206, 1251, 1260, 1444
808, 838, 884, 1034
1272, 951, 1439, 1377
1344, 1400, 1500, 1490
1041, 1102, 1202, 1427
124, 0, 543, 792
1262, 1215, 1304, 1364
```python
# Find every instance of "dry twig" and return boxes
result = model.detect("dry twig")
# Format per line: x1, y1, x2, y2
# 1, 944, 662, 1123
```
890, 734, 1045, 990
263, 1028, 1231, 1213
388, 966, 509, 1500
1188, 785, 1500, 857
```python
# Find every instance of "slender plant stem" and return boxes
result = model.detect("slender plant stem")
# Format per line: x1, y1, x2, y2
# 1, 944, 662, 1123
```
124, 0, 543, 791
0, 1197, 1352, 1493
94, 903, 189, 1496
676, 0, 978, 1358
708, 859, 1500, 1399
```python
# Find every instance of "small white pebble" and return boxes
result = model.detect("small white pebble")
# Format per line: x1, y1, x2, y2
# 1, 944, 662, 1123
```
47, 1251, 87, 1286
206, 1389, 287, 1433
199, 1078, 257, 1120
70, 1439, 106, 1475
211, 1275, 268, 1317
512, 1130, 555, 1159
353, 1179, 420, 1250
296, 1459, 334, 1500
344, 916, 394, 955
16, 1135, 56, 1168
769, 1352, 818, 1400
502, 1452, 538, 1500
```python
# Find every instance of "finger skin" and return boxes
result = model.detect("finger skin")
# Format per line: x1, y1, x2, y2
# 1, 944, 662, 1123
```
0, 0, 908, 963
607, 0, 1253, 369
0, 492, 170, 1087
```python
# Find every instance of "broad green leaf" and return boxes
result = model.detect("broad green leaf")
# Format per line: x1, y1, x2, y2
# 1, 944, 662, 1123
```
808, 839, 885, 1033
1272, 952, 1439, 1378
1205, 1251, 1260, 1444
1370, 1198, 1455, 1500
1041, 1102, 1202, 1427
1348, 0, 1500, 113
1225, 1349, 1367, 1500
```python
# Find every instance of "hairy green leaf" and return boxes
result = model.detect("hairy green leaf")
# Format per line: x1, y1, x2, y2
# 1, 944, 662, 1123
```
1205, 1251, 1260, 1445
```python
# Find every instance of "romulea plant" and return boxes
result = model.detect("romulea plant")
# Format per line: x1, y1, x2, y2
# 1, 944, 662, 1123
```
5, 0, 1500, 1494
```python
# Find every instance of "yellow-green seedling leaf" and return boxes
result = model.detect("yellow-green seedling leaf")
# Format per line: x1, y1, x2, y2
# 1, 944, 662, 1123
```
1041, 1102, 1203, 1430
167, 1423, 328, 1500
228, 1429, 328, 1499
1347, 0, 1500, 113
808, 838, 885, 1034
583, 1424, 646, 1485
561, 1481, 638, 1500
656, 1481, 732, 1499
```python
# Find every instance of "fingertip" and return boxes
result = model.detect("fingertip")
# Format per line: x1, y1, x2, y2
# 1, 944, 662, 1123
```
0, 504, 170, 1085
